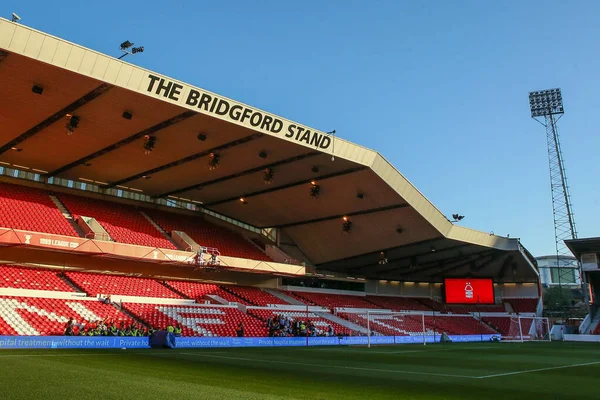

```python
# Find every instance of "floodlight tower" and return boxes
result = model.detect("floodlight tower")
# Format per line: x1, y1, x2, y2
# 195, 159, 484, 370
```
528, 89, 582, 307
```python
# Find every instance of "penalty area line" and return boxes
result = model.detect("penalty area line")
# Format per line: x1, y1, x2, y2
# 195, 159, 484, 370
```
179, 352, 477, 379
476, 360, 600, 379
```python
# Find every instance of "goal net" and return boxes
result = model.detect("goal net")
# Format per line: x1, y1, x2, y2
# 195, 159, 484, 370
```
360, 311, 427, 347
506, 316, 551, 342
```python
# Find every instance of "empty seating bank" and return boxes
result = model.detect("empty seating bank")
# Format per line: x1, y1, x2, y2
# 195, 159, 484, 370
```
0, 265, 542, 338
0, 181, 272, 262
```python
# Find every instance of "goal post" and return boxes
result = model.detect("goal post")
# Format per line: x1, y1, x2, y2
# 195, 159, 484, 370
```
365, 310, 427, 348
506, 316, 551, 342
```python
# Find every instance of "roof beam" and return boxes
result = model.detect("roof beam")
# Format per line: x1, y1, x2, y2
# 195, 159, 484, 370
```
107, 133, 266, 189
46, 111, 196, 177
204, 166, 367, 208
156, 151, 321, 198
317, 236, 446, 268
0, 83, 113, 156
428, 252, 504, 278
498, 255, 515, 279
343, 242, 471, 273
390, 250, 496, 277
275, 204, 408, 229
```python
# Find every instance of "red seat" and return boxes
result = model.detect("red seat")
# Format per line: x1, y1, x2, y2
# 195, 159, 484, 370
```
0, 295, 132, 336
0, 265, 74, 292
0, 183, 77, 236
65, 271, 181, 298
144, 209, 272, 261
57, 193, 177, 250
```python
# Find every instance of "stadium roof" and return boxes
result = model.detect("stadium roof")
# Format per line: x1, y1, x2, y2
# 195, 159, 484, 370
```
0, 18, 538, 282
565, 237, 600, 258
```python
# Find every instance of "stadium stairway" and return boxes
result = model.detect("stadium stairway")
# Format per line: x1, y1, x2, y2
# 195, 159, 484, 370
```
471, 313, 499, 333
111, 302, 149, 328
316, 311, 368, 335
218, 286, 252, 304
49, 195, 85, 238
158, 282, 191, 300
244, 237, 269, 258
57, 272, 86, 293
263, 289, 305, 305
139, 211, 181, 250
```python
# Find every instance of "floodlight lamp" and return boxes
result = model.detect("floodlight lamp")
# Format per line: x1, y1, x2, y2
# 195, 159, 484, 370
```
11, 13, 21, 22
143, 135, 156, 154
208, 153, 220, 170
132, 46, 144, 54
310, 184, 320, 198
528, 88, 564, 117
342, 219, 353, 233
378, 251, 388, 265
263, 168, 274, 185
120, 41, 133, 50
65, 114, 80, 135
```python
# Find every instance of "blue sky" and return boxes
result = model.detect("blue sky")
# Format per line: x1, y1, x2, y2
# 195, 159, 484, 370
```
5, 1, 599, 256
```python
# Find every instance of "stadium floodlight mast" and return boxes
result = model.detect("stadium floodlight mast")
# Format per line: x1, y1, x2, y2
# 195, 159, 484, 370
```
11, 12, 21, 22
528, 88, 587, 317
118, 40, 145, 60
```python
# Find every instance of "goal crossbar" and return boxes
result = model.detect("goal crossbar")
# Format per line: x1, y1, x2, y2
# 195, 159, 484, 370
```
504, 316, 551, 342
365, 310, 427, 348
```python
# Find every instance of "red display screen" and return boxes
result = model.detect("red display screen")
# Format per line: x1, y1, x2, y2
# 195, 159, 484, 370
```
444, 278, 495, 304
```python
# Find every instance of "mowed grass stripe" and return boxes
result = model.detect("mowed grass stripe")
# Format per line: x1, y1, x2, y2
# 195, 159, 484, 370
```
178, 346, 498, 378
179, 352, 479, 379
1, 343, 600, 399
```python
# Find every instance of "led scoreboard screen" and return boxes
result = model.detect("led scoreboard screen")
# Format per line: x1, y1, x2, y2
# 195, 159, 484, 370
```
443, 278, 495, 304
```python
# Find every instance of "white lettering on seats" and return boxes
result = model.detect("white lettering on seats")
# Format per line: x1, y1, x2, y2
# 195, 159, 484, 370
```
0, 298, 39, 335
157, 306, 226, 336
65, 302, 101, 322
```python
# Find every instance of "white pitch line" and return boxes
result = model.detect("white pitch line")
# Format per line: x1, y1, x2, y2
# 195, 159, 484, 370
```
476, 360, 600, 379
179, 352, 477, 379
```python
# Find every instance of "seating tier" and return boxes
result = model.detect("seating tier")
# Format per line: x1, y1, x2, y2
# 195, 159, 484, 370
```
58, 194, 176, 249
248, 309, 348, 336
0, 182, 77, 236
507, 298, 539, 314
123, 303, 267, 337
0, 265, 74, 292
66, 272, 181, 298
285, 291, 378, 309
0, 296, 131, 336
144, 209, 271, 261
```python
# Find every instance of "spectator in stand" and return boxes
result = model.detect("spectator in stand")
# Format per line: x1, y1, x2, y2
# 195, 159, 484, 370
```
236, 322, 244, 337
64, 318, 74, 336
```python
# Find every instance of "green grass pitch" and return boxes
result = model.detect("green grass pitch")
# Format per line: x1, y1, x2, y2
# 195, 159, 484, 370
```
0, 342, 598, 399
